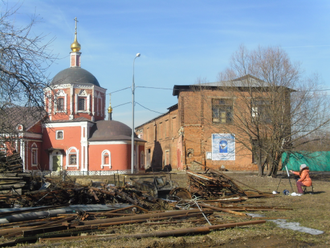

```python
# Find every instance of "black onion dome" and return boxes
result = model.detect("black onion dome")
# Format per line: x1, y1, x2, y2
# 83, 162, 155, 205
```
89, 120, 145, 142
51, 67, 100, 87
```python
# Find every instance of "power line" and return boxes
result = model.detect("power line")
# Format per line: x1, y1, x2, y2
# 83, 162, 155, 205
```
110, 85, 172, 95
136, 86, 172, 90
113, 101, 165, 116
112, 102, 131, 108
110, 85, 171, 115
109, 87, 131, 94
135, 102, 165, 115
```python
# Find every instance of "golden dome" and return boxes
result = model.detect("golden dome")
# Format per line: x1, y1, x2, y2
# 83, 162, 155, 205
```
108, 106, 113, 113
71, 34, 81, 52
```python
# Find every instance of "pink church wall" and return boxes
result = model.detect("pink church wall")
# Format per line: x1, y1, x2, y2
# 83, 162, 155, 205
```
88, 144, 130, 171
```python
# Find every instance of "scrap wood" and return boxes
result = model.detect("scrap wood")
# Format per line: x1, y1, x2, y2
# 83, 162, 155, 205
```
79, 209, 213, 226
38, 234, 118, 243
94, 205, 148, 217
0, 204, 69, 218
0, 206, 266, 247
76, 211, 214, 229
3, 216, 76, 238
0, 216, 63, 229
196, 202, 247, 216
200, 196, 248, 203
211, 206, 293, 211
143, 217, 215, 226
3, 211, 215, 242
6, 182, 171, 210
27, 220, 266, 247
187, 162, 274, 199
187, 170, 246, 199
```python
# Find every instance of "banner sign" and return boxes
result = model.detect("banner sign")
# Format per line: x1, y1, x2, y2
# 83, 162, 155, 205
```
212, 133, 235, 160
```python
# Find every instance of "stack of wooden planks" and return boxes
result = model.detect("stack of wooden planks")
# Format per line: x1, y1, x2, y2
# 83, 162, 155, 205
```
0, 152, 23, 173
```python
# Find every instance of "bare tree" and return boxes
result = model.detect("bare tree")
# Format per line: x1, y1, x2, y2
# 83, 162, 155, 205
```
213, 45, 330, 176
0, 2, 56, 152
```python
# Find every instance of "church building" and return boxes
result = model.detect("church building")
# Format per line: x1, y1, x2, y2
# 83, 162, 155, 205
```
5, 21, 146, 175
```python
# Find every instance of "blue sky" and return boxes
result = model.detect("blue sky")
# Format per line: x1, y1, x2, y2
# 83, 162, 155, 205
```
7, 0, 330, 127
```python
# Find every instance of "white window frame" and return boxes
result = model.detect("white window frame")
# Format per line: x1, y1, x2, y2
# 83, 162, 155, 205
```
31, 143, 38, 167
56, 130, 64, 140
76, 90, 90, 113
66, 147, 79, 169
101, 150, 111, 169
55, 90, 67, 113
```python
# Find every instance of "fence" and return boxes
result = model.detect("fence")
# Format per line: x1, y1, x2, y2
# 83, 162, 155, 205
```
28, 170, 131, 177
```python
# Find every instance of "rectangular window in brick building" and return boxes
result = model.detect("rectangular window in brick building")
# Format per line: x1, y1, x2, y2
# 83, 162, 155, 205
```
159, 122, 163, 139
251, 99, 271, 123
212, 99, 233, 123
57, 98, 64, 111
78, 97, 86, 111
172, 117, 177, 136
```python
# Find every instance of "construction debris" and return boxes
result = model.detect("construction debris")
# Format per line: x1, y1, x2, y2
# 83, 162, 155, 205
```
0, 203, 270, 247
129, 175, 177, 198
0, 156, 292, 246
0, 179, 174, 210
0, 152, 23, 173
187, 169, 247, 199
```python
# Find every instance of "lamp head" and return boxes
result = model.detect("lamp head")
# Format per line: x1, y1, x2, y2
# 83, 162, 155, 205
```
136, 53, 141, 57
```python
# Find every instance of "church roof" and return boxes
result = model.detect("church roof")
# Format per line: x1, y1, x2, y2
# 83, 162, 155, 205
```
89, 120, 146, 142
0, 106, 46, 132
51, 67, 100, 87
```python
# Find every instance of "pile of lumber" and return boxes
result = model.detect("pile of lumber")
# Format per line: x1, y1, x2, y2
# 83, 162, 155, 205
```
0, 152, 23, 173
1, 179, 173, 210
187, 169, 246, 199
0, 204, 270, 247
0, 196, 293, 247
0, 173, 34, 196
0, 153, 39, 200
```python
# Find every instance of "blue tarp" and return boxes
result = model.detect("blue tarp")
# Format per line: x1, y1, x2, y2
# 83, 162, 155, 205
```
282, 151, 330, 171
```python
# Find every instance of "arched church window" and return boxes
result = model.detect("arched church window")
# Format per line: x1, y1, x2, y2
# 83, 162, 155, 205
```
67, 147, 79, 168
101, 150, 111, 169
69, 154, 76, 165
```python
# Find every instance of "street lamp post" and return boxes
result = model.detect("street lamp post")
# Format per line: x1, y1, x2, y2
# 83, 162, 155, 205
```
131, 53, 140, 174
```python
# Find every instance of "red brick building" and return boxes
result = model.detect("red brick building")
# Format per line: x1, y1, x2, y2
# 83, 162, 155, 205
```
136, 76, 288, 172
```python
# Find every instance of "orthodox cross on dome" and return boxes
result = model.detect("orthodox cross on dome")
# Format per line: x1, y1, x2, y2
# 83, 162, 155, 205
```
71, 17, 81, 52
74, 17, 78, 35
70, 17, 81, 67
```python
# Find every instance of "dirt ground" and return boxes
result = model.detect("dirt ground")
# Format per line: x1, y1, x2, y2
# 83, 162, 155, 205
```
20, 171, 330, 247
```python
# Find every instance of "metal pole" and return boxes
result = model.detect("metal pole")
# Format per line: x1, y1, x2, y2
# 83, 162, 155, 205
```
131, 53, 140, 174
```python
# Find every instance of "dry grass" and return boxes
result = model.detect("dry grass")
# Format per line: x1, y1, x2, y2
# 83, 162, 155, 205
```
21, 172, 330, 247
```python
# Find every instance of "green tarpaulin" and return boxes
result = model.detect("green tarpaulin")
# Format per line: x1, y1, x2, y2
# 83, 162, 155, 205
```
282, 151, 330, 171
